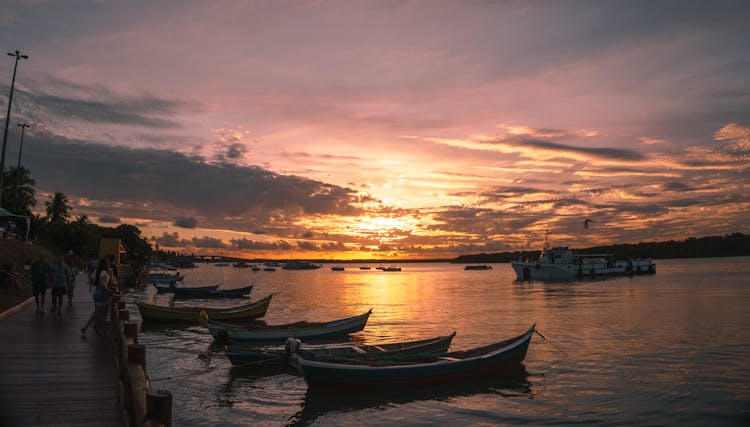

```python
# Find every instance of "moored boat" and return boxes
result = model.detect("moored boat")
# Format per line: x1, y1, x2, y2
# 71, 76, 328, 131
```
381, 266, 401, 272
154, 283, 219, 294
136, 294, 273, 323
292, 324, 535, 389
331, 266, 345, 271
511, 246, 656, 281
173, 284, 253, 299
207, 309, 372, 343
464, 265, 492, 270
225, 332, 456, 367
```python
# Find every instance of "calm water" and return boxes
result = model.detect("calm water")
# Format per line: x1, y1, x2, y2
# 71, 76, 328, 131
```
129, 258, 750, 426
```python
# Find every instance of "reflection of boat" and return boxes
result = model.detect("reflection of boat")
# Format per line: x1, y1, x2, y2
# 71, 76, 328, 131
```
294, 367, 531, 424
464, 265, 492, 270
225, 332, 455, 367
154, 283, 217, 294
331, 266, 345, 271
283, 261, 321, 270
136, 294, 273, 323
292, 324, 535, 389
173, 284, 253, 299
381, 267, 401, 272
511, 246, 656, 281
208, 309, 372, 344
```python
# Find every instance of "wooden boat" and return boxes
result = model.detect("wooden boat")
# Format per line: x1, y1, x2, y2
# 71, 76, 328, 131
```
464, 265, 492, 270
292, 324, 535, 389
225, 332, 456, 367
331, 266, 345, 271
136, 294, 273, 323
173, 284, 253, 299
153, 283, 219, 294
207, 309, 372, 343
149, 274, 184, 284
382, 267, 401, 272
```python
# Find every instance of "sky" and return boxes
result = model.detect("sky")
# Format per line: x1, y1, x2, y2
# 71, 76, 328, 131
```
1, 0, 749, 259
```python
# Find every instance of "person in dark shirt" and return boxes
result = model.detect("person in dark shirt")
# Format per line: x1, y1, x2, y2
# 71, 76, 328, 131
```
30, 256, 51, 314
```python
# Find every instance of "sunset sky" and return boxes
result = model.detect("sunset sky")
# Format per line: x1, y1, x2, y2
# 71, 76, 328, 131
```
1, 0, 749, 259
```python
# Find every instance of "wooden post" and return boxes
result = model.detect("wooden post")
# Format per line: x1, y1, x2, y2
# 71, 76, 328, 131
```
128, 344, 146, 371
124, 321, 139, 344
146, 390, 172, 427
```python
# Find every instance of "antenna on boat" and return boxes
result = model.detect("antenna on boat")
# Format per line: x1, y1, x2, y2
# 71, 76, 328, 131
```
544, 229, 551, 249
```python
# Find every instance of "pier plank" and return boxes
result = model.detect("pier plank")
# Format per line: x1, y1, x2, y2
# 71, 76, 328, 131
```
0, 275, 123, 427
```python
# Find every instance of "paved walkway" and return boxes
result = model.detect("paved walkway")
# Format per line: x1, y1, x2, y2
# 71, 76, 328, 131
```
0, 275, 122, 426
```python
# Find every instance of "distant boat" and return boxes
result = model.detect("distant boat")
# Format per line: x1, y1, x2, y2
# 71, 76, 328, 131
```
263, 267, 276, 272
251, 265, 262, 272
233, 261, 250, 268
215, 261, 230, 267
381, 267, 401, 272
331, 266, 345, 271
292, 324, 535, 389
464, 265, 493, 270
359, 266, 371, 270
511, 247, 656, 281
207, 309, 372, 344
264, 261, 282, 267
283, 261, 321, 270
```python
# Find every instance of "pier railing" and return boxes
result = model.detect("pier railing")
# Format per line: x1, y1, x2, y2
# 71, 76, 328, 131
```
111, 293, 172, 427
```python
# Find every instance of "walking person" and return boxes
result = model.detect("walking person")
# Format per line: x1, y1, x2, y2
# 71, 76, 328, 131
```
66, 257, 79, 306
81, 257, 114, 337
30, 256, 51, 314
49, 255, 72, 315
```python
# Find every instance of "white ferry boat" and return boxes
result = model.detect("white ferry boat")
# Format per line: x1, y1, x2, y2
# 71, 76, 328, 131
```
511, 246, 655, 281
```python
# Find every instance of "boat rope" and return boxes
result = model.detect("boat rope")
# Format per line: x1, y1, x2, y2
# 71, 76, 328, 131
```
535, 329, 568, 359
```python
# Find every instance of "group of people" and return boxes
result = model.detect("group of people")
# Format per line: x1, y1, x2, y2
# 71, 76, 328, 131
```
16, 253, 118, 338
28, 255, 79, 315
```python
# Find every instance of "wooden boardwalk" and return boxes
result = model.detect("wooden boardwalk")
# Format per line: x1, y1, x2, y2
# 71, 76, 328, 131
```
0, 275, 122, 426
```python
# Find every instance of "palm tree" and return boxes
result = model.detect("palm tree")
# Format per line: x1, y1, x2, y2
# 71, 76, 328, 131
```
1, 166, 36, 216
45, 191, 72, 223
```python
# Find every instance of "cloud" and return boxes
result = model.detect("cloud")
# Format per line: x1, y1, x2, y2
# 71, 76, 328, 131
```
297, 241, 319, 251
190, 236, 224, 248
98, 215, 121, 223
230, 238, 292, 251
22, 131, 366, 234
714, 123, 750, 155
155, 232, 183, 247
174, 216, 197, 229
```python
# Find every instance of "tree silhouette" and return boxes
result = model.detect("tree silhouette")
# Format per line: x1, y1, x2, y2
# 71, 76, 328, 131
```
1, 166, 36, 216
45, 192, 71, 223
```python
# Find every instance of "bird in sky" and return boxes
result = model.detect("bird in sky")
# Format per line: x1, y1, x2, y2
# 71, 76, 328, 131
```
584, 219, 594, 229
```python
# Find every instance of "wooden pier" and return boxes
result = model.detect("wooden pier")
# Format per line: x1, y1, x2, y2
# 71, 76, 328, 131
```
0, 275, 170, 426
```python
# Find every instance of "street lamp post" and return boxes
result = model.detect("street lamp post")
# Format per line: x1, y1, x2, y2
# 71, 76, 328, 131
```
14, 122, 30, 198
0, 50, 29, 208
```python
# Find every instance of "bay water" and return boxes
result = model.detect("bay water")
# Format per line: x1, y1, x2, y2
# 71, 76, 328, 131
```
131, 257, 750, 426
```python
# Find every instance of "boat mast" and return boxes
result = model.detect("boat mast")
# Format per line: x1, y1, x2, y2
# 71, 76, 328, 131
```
544, 229, 551, 249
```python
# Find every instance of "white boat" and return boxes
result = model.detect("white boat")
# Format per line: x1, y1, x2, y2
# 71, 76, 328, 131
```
511, 246, 655, 281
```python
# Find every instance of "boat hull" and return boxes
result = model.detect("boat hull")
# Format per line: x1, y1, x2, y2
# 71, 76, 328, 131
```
226, 333, 455, 367
511, 259, 656, 281
173, 284, 253, 299
208, 310, 372, 343
136, 294, 273, 323
294, 326, 534, 390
